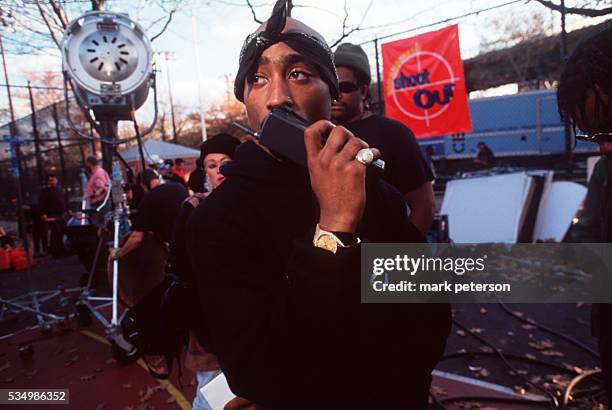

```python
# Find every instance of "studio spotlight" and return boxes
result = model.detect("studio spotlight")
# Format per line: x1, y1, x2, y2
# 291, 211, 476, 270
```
62, 11, 154, 121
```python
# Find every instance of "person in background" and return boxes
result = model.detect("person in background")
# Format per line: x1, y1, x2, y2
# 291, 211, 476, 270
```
85, 156, 110, 208
170, 133, 241, 410
160, 159, 174, 177
0, 227, 15, 250
163, 159, 188, 186
570, 156, 611, 243
39, 174, 68, 258
147, 154, 164, 171
557, 22, 612, 404
188, 158, 206, 193
28, 202, 46, 256
425, 145, 437, 180
202, 134, 237, 191
172, 158, 187, 182
474, 141, 495, 168
332, 42, 436, 235
110, 169, 188, 261
125, 181, 144, 211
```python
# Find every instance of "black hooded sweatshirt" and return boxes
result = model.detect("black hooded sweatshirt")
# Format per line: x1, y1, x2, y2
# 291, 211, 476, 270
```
186, 141, 451, 410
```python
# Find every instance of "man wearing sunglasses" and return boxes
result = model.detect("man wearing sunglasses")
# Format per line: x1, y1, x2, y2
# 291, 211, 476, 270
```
332, 43, 436, 235
558, 23, 612, 404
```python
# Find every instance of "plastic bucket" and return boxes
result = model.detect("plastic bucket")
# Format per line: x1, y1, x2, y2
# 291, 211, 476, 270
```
10, 248, 34, 271
0, 248, 10, 271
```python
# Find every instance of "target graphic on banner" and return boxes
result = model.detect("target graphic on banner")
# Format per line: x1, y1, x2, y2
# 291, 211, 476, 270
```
390, 51, 460, 125
382, 25, 472, 138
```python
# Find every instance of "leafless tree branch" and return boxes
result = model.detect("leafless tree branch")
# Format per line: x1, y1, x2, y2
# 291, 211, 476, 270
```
34, 0, 62, 48
208, 0, 272, 6
150, 7, 177, 42
145, 14, 168, 32
532, 0, 612, 17
2, 35, 59, 55
246, 0, 264, 23
290, 4, 343, 21
11, 13, 55, 38
329, 0, 374, 48
49, 0, 69, 29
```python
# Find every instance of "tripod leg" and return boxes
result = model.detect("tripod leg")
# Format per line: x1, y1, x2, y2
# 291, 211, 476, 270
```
111, 216, 120, 326
86, 228, 105, 290
31, 293, 45, 327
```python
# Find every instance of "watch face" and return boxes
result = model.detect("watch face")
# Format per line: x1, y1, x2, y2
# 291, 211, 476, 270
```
316, 234, 338, 253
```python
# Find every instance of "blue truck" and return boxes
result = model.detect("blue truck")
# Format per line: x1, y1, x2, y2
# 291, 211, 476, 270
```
420, 89, 597, 161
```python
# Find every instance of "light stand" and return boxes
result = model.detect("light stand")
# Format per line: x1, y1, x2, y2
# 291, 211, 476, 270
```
58, 10, 158, 362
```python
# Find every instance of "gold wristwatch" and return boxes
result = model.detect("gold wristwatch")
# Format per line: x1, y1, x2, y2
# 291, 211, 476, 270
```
313, 224, 360, 254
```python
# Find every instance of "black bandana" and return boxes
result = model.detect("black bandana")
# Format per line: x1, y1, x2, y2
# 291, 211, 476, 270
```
234, 0, 339, 102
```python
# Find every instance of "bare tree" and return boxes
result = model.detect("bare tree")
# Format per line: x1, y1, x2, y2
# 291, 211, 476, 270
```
245, 0, 265, 24
467, 4, 609, 93
241, 0, 376, 47
328, 0, 374, 48
479, 11, 554, 91
480, 11, 552, 52
1, 0, 189, 55
531, 0, 612, 17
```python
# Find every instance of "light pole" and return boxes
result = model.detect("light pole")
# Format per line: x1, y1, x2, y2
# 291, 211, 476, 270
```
191, 16, 207, 142
160, 51, 178, 143
0, 32, 17, 137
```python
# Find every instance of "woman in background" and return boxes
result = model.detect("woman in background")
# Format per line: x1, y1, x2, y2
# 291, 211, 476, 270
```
169, 133, 241, 410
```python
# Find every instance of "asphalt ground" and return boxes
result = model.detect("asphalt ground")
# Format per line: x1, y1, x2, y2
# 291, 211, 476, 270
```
0, 254, 608, 409
0, 255, 87, 336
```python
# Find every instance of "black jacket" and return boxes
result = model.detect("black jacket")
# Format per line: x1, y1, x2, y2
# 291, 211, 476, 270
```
571, 156, 611, 243
186, 141, 451, 410
188, 167, 206, 193
39, 186, 67, 218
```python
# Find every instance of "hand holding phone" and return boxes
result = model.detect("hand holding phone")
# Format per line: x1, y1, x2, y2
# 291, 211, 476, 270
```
258, 106, 309, 166
304, 120, 380, 233
257, 107, 385, 171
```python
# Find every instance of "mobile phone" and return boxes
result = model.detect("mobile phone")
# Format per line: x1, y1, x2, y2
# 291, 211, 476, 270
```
259, 107, 310, 167
255, 106, 385, 170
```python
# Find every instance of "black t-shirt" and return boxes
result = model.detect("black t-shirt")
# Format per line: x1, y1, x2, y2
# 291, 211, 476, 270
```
344, 114, 434, 194
39, 186, 67, 217
132, 182, 188, 243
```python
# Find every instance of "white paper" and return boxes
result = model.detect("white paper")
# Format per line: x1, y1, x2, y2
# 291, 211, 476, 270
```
200, 373, 236, 410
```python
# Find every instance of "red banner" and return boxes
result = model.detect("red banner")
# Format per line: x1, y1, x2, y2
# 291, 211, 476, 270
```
382, 25, 472, 138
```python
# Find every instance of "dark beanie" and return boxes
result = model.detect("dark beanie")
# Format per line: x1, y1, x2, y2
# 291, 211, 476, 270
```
200, 133, 241, 161
333, 43, 371, 84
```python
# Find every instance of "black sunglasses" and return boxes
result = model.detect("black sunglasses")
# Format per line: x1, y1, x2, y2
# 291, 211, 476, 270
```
575, 132, 612, 144
338, 81, 360, 93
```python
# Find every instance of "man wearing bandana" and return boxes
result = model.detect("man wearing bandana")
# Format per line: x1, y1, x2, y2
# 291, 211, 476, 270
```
186, 2, 451, 409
